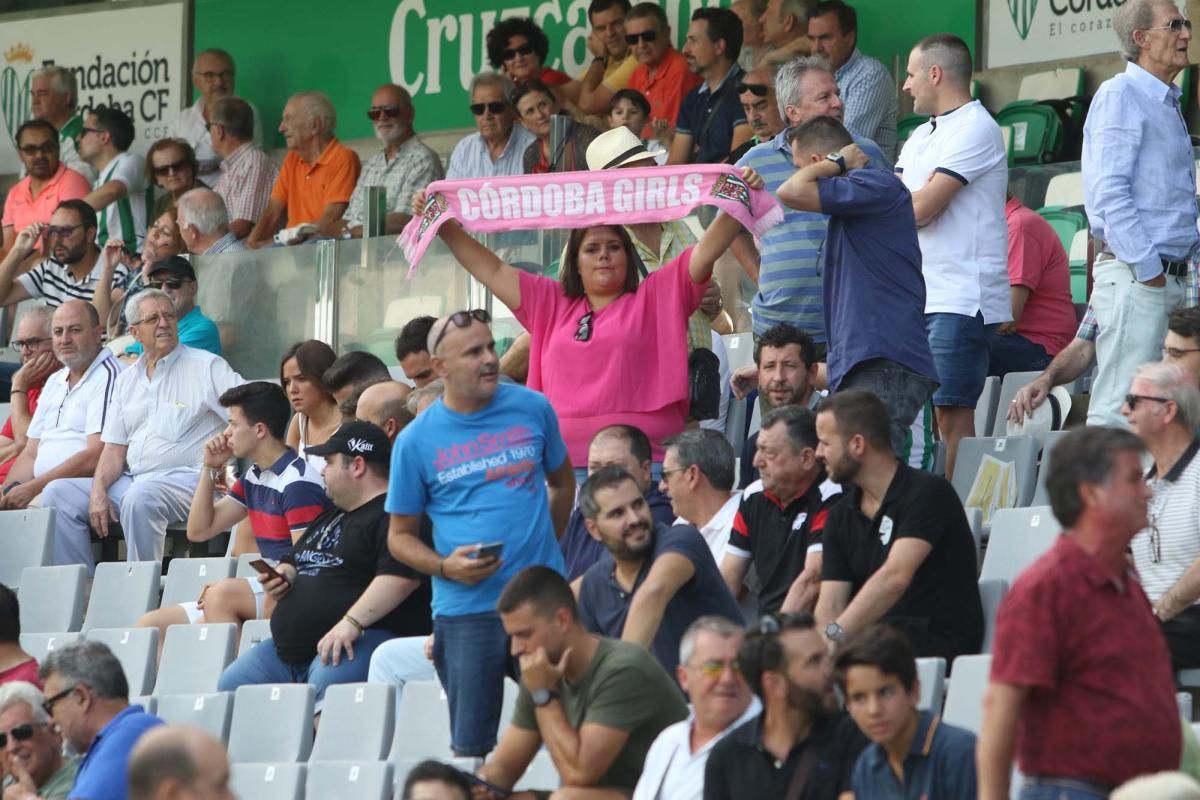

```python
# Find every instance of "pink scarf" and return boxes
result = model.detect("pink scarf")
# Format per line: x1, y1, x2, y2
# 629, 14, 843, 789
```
398, 164, 782, 271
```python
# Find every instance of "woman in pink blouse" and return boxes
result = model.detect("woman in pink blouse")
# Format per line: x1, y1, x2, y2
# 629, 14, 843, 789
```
415, 166, 762, 467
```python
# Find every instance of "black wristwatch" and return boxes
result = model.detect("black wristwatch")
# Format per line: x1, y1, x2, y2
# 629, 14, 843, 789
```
826, 152, 847, 175
531, 687, 557, 707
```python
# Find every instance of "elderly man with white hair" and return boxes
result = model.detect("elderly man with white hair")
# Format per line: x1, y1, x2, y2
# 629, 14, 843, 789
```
40, 288, 242, 571
246, 91, 361, 248
0, 681, 79, 799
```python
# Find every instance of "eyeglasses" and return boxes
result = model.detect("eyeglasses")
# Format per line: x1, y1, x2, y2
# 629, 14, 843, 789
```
470, 101, 507, 116
1163, 346, 1200, 359
367, 105, 403, 121
80, 126, 102, 137
42, 685, 77, 717
660, 465, 689, 480
147, 278, 185, 290
194, 69, 235, 81
575, 310, 593, 342
692, 659, 743, 679
153, 159, 190, 177
0, 723, 38, 748
132, 311, 178, 327
625, 30, 658, 44
1143, 18, 1192, 33
44, 224, 82, 239
11, 336, 51, 352
430, 309, 491, 354
501, 43, 535, 60
737, 82, 769, 97
18, 142, 56, 156
1125, 393, 1172, 411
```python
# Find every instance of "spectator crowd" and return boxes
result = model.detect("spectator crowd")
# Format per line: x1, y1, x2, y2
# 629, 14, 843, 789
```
3, 0, 1200, 799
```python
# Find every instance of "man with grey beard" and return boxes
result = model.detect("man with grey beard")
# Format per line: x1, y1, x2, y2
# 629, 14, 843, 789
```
339, 83, 444, 237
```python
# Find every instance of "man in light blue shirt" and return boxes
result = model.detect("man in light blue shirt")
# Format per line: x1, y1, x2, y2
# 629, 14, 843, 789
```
445, 73, 537, 180
1083, 0, 1199, 427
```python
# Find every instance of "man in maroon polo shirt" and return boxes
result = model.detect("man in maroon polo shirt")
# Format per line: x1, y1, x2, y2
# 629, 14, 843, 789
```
977, 426, 1181, 800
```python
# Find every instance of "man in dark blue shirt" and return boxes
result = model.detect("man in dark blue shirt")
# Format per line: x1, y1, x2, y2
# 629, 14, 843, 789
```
836, 623, 977, 799
668, 7, 751, 165
560, 424, 675, 580
576, 465, 742, 674
776, 115, 938, 458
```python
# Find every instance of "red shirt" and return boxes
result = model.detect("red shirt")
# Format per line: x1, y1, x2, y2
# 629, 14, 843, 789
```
0, 658, 40, 688
991, 536, 1180, 787
0, 382, 42, 483
628, 48, 702, 140
538, 67, 570, 86
1005, 197, 1078, 356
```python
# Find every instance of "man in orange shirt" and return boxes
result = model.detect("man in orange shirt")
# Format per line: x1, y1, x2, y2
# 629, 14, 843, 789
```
247, 91, 361, 248
626, 3, 702, 144
2, 120, 91, 258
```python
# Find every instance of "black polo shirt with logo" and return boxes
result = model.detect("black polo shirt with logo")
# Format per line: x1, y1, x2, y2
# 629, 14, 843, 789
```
822, 464, 983, 660
728, 469, 843, 614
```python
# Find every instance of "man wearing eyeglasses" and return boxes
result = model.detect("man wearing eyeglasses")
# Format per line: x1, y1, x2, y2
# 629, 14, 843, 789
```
1, 120, 91, 259
37, 641, 164, 800
1083, 0, 1199, 429
338, 84, 443, 238
445, 73, 535, 180
122, 257, 221, 358
78, 106, 151, 251
0, 681, 79, 800
1123, 362, 1200, 674
209, 96, 277, 241
0, 306, 59, 485
173, 49, 263, 183
626, 3, 702, 143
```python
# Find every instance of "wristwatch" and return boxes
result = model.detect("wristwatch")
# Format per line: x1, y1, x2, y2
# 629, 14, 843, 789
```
825, 622, 846, 643
826, 151, 847, 174
531, 688, 557, 707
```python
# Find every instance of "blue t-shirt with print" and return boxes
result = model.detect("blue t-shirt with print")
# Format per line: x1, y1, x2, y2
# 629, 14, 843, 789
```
386, 382, 568, 617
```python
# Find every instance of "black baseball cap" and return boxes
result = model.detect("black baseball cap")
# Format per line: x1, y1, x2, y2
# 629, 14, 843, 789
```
147, 255, 196, 282
304, 421, 391, 464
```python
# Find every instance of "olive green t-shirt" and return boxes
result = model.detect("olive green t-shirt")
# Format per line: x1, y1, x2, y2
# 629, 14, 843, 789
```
0, 756, 79, 800
512, 637, 688, 790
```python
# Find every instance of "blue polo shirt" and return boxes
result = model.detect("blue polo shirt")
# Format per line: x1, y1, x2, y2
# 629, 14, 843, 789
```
577, 523, 742, 674
851, 711, 977, 800
736, 128, 890, 338
676, 64, 747, 164
126, 305, 222, 357
816, 167, 938, 391
560, 483, 676, 580
70, 704, 164, 800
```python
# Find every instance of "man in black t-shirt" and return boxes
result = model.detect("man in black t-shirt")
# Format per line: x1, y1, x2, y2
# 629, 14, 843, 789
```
704, 612, 867, 800
814, 391, 982, 661
218, 421, 432, 705
721, 405, 842, 616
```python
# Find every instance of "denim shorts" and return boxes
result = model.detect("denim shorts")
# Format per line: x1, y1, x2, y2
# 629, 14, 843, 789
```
432, 611, 518, 757
838, 359, 937, 457
926, 312, 999, 407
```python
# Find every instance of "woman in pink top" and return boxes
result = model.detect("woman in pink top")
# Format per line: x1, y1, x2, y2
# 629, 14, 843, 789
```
415, 166, 763, 466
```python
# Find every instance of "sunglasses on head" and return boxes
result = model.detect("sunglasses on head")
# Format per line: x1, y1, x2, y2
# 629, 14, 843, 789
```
152, 159, 189, 177
147, 278, 185, 290
501, 43, 536, 60
0, 723, 37, 748
575, 310, 593, 342
367, 104, 402, 121
470, 101, 507, 116
737, 82, 769, 97
431, 309, 491, 353
625, 30, 658, 45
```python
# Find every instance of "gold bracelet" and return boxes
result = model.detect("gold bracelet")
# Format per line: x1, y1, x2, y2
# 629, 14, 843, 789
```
342, 614, 365, 635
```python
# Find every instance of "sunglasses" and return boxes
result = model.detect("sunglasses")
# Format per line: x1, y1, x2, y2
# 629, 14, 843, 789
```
431, 309, 491, 353
42, 685, 77, 717
153, 159, 190, 177
19, 142, 56, 156
575, 310, 593, 342
737, 82, 769, 97
625, 30, 658, 45
0, 723, 37, 748
367, 104, 403, 121
1145, 18, 1193, 33
147, 278, 185, 290
692, 659, 744, 679
501, 43, 535, 60
470, 101, 508, 116
1125, 393, 1171, 410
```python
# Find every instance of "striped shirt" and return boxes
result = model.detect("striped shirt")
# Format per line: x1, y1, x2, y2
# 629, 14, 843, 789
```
445, 126, 536, 180
736, 129, 890, 339
27, 349, 122, 477
229, 448, 330, 561
17, 257, 130, 308
93, 151, 151, 250
1132, 438, 1200, 603
213, 142, 278, 226
837, 49, 898, 161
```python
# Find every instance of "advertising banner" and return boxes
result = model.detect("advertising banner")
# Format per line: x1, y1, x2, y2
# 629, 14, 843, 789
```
986, 0, 1124, 69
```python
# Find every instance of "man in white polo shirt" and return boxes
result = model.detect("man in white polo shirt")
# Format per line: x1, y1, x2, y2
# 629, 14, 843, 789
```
40, 289, 242, 571
897, 33, 1010, 479
1126, 361, 1200, 671
1, 300, 120, 511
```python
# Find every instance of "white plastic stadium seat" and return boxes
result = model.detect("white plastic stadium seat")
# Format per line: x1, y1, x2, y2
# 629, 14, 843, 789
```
979, 507, 1062, 584
19, 631, 81, 663
154, 623, 237, 695
974, 376, 1000, 444
916, 658, 946, 712
941, 654, 992, 734
991, 372, 1046, 437
82, 561, 161, 631
156, 692, 234, 742
1031, 430, 1070, 507
237, 618, 273, 656
306, 761, 393, 800
85, 627, 158, 696
18, 565, 86, 632
390, 681, 452, 764
311, 683, 395, 761
1016, 67, 1083, 101
160, 557, 235, 607
1043, 172, 1084, 208
0, 508, 56, 588
978, 579, 1008, 654
228, 684, 315, 763
951, 436, 1039, 513
229, 763, 305, 800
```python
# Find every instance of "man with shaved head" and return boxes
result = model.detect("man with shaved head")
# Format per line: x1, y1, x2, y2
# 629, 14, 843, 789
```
247, 91, 361, 247
127, 725, 232, 800
357, 380, 414, 442
387, 310, 575, 758
1, 300, 120, 510
339, 84, 443, 238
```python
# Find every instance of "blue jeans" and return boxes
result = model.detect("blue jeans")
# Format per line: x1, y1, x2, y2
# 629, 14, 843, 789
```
218, 628, 394, 711
838, 359, 937, 458
1020, 779, 1109, 800
988, 332, 1052, 377
433, 611, 518, 756
926, 312, 999, 407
